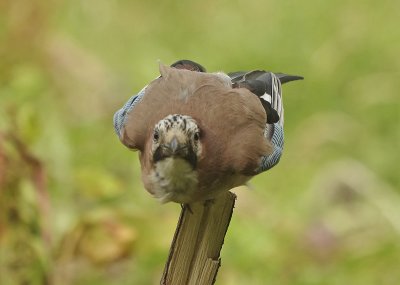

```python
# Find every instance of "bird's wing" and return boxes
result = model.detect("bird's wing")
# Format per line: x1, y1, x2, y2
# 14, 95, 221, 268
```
229, 70, 303, 123
228, 70, 303, 85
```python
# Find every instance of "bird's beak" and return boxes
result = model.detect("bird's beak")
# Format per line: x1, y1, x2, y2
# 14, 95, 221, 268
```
162, 136, 188, 157
168, 137, 179, 154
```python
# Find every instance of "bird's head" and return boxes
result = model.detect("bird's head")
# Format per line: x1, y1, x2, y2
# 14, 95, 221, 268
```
151, 114, 202, 169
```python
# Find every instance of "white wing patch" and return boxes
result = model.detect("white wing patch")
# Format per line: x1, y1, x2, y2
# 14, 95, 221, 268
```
260, 92, 272, 104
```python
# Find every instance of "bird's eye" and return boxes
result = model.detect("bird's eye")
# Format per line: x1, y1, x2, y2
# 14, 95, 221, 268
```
194, 132, 200, 141
153, 131, 159, 141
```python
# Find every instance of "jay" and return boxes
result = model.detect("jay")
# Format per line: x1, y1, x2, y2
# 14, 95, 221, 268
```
114, 60, 302, 204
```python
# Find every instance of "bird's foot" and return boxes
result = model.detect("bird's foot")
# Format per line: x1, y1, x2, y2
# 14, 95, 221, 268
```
180, 203, 193, 214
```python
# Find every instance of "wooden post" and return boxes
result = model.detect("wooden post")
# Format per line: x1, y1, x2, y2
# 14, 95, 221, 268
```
161, 191, 237, 285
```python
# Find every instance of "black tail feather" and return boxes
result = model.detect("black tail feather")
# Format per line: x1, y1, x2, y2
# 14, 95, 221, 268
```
275, 73, 304, 84
170, 60, 206, 72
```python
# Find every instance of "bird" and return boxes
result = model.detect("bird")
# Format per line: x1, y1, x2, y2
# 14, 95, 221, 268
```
116, 60, 302, 204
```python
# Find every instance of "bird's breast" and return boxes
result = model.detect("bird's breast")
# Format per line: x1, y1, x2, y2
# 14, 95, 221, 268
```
148, 157, 199, 203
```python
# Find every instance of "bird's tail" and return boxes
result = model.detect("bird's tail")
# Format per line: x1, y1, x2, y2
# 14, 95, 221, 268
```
170, 60, 206, 72
274, 73, 304, 84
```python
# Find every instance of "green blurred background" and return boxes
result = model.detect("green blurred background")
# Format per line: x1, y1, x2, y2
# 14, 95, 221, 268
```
1, 0, 399, 284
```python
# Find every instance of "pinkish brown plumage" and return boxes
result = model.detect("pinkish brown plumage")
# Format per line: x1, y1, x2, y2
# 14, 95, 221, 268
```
120, 65, 271, 203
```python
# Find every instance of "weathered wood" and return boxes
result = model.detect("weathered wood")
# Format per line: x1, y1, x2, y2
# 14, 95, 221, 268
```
161, 191, 236, 285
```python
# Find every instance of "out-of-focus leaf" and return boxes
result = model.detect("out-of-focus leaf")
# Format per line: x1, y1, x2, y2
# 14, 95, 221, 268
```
74, 168, 124, 199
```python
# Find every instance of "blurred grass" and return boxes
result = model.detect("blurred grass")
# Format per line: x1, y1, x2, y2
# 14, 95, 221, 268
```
1, 0, 399, 284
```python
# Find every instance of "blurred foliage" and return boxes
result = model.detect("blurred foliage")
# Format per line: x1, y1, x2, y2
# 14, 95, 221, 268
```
0, 0, 399, 284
